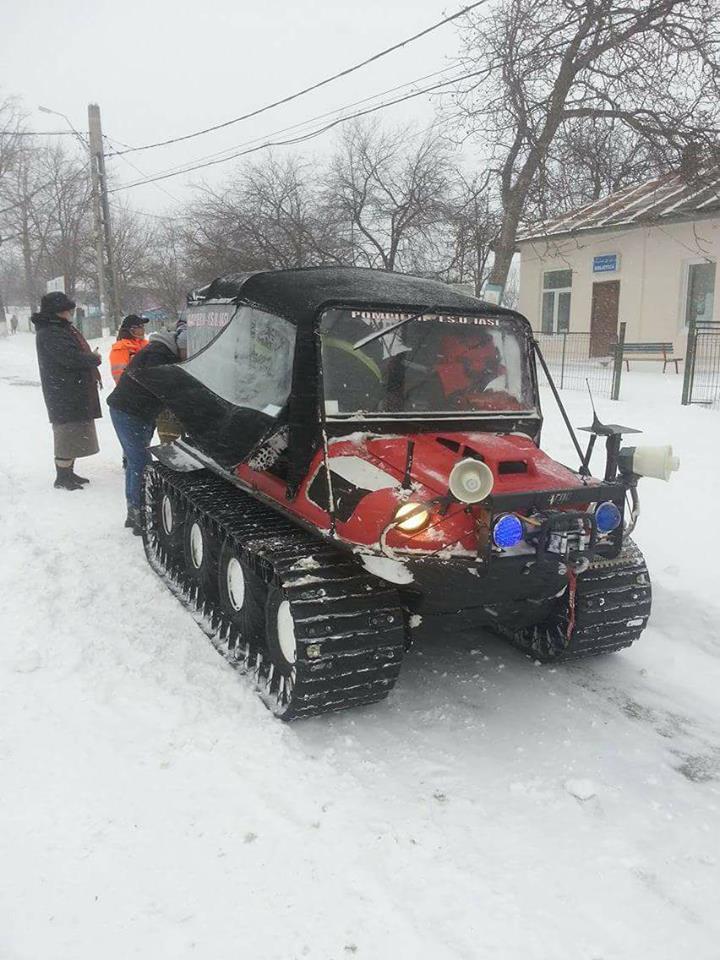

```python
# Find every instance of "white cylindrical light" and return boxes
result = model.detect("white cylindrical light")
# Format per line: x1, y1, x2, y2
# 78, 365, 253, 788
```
621, 445, 680, 482
448, 458, 494, 503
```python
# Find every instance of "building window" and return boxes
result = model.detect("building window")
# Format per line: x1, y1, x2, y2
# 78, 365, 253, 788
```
684, 262, 715, 327
541, 269, 572, 333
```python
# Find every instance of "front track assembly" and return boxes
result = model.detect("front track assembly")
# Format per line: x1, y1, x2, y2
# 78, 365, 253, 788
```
504, 539, 652, 661
143, 463, 406, 720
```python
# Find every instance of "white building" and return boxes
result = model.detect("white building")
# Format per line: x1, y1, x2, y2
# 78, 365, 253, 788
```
516, 172, 720, 355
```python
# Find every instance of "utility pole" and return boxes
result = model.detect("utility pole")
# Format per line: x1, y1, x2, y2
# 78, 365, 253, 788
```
87, 103, 121, 332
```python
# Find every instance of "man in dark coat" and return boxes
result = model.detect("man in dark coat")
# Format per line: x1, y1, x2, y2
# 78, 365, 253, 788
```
107, 329, 186, 533
32, 292, 103, 491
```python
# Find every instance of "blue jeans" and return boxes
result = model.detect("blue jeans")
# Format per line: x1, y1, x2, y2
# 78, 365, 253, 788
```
110, 407, 155, 509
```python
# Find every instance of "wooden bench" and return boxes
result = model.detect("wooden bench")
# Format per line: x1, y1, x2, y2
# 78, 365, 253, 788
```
622, 342, 683, 373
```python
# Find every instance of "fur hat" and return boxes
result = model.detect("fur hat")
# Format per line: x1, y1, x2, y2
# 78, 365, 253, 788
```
41, 291, 76, 315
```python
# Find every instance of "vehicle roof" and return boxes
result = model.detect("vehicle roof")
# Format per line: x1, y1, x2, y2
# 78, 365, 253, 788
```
188, 266, 529, 328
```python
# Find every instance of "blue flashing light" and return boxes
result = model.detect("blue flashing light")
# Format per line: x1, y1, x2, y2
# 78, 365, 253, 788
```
492, 513, 524, 548
595, 501, 622, 533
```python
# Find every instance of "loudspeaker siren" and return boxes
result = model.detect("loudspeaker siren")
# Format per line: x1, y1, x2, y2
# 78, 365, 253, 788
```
619, 444, 680, 482
449, 458, 495, 503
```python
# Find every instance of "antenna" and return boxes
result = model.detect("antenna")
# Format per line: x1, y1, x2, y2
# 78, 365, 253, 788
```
586, 378, 598, 419
578, 381, 642, 480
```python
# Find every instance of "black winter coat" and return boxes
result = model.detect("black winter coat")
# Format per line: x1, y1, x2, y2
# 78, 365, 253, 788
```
107, 340, 178, 422
32, 313, 102, 424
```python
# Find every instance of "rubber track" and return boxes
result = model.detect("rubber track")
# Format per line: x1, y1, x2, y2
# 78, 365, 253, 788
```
506, 538, 652, 662
143, 463, 406, 719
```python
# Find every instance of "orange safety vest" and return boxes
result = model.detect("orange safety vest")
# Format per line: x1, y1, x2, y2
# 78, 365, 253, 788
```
109, 336, 149, 383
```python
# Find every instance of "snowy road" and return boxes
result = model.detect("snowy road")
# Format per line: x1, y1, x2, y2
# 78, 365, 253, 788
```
1, 333, 719, 960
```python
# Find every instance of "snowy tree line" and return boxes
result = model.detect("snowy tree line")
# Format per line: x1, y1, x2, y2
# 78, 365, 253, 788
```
2, 0, 719, 321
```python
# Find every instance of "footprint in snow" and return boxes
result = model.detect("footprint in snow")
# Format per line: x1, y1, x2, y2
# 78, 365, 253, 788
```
564, 778, 597, 801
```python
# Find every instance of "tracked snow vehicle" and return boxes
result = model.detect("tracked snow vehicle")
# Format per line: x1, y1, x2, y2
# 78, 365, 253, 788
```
136, 267, 678, 720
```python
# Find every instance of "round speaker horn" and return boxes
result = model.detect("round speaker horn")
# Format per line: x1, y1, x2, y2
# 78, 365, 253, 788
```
448, 458, 494, 503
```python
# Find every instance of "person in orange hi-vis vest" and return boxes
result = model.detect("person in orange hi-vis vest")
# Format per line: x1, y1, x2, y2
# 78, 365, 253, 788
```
109, 315, 149, 384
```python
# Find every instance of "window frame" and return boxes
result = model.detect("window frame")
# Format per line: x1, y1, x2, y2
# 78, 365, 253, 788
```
180, 303, 297, 416
541, 269, 573, 334
681, 259, 716, 331
317, 305, 538, 421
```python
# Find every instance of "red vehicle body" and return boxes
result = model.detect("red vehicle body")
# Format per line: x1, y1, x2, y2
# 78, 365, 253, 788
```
237, 430, 583, 547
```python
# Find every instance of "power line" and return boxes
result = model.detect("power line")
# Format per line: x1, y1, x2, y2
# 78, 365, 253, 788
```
115, 63, 459, 186
105, 0, 488, 157
109, 66, 484, 193
0, 130, 85, 137
103, 133, 183, 206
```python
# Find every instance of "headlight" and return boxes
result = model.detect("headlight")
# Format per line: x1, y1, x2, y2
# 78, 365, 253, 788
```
595, 501, 622, 533
492, 513, 524, 548
393, 502, 431, 533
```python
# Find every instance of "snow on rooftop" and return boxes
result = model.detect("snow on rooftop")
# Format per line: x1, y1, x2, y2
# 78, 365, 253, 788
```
518, 169, 720, 243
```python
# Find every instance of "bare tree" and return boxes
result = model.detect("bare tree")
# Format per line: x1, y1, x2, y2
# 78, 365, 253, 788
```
34, 144, 94, 297
145, 219, 191, 320
452, 0, 720, 287
440, 172, 501, 294
185, 154, 338, 279
525, 118, 666, 222
0, 93, 25, 186
109, 204, 157, 311
326, 121, 452, 271
0, 94, 28, 323
0, 141, 93, 307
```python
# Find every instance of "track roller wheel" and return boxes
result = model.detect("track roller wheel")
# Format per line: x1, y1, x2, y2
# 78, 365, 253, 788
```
183, 513, 220, 606
153, 487, 185, 571
218, 541, 268, 653
266, 585, 298, 677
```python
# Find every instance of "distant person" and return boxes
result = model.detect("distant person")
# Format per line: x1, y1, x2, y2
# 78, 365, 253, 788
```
10, 313, 18, 335
107, 328, 187, 534
109, 314, 149, 383
31, 292, 103, 490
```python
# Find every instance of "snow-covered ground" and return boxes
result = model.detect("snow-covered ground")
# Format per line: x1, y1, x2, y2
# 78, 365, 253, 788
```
1, 332, 718, 960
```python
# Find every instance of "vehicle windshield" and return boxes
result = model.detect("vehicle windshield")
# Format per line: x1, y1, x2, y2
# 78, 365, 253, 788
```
319, 307, 536, 417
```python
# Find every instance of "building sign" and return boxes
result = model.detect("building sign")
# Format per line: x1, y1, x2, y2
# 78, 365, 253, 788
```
592, 254, 619, 273
482, 282, 505, 304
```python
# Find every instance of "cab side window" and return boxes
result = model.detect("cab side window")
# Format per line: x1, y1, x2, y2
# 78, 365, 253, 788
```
183, 307, 296, 416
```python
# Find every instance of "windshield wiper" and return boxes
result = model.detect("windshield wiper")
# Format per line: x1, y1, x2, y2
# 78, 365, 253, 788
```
352, 305, 438, 350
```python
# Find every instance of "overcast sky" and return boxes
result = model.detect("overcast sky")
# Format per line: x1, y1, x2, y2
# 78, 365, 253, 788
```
2, 0, 469, 214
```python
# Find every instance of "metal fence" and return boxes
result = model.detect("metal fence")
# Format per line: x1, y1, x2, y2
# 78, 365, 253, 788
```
682, 319, 720, 407
532, 326, 624, 400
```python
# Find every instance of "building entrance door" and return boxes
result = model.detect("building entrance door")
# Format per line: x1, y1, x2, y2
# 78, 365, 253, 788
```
590, 280, 620, 357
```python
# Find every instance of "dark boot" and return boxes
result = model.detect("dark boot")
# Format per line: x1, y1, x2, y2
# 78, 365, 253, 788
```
54, 466, 84, 490
126, 505, 143, 536
68, 459, 89, 484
